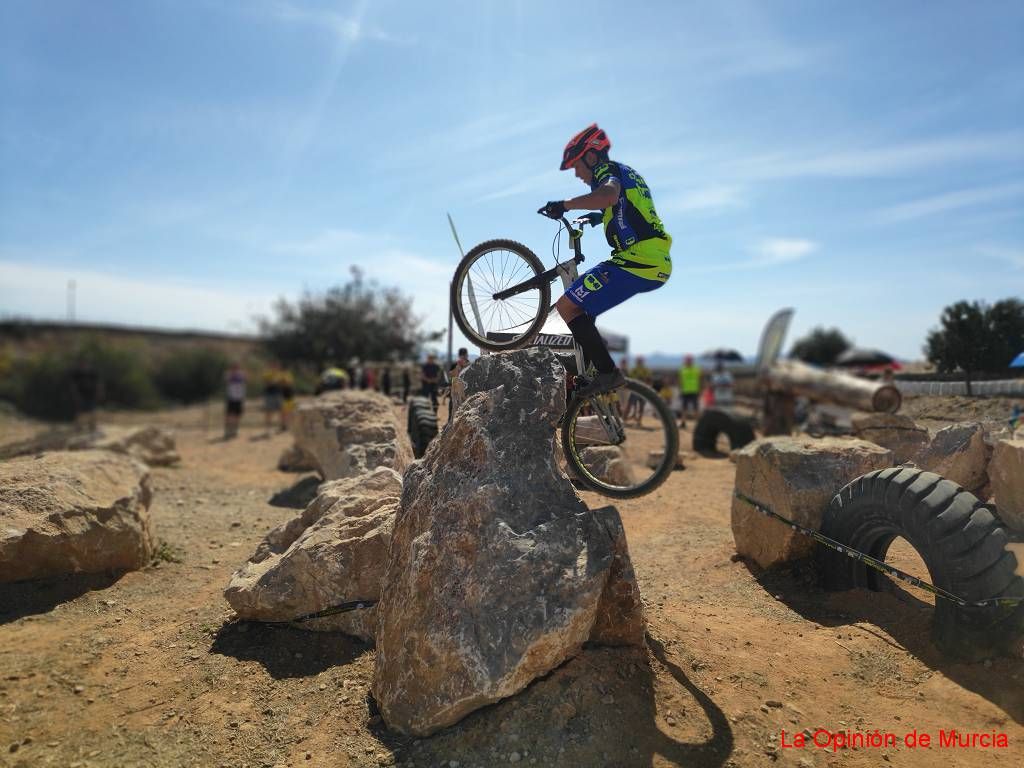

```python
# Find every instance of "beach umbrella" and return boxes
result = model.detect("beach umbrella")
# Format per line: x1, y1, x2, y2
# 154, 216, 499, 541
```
701, 347, 744, 362
1011, 351, 1024, 368
835, 347, 895, 367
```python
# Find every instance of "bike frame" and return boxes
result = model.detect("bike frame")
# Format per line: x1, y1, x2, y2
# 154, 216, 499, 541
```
490, 215, 589, 377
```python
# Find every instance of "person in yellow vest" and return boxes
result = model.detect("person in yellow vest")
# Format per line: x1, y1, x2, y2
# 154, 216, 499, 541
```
279, 367, 296, 431
627, 356, 652, 425
678, 354, 702, 430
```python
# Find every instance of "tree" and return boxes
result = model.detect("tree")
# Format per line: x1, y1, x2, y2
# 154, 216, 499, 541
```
924, 298, 1024, 395
789, 326, 852, 366
259, 268, 442, 369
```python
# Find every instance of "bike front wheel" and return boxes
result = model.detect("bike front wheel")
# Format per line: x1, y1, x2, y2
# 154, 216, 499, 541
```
560, 378, 680, 499
451, 239, 551, 352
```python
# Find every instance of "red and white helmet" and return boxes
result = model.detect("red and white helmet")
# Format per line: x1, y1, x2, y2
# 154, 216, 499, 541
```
560, 123, 611, 170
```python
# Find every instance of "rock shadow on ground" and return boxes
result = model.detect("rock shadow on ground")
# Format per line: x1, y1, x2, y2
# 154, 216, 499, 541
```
267, 475, 322, 509
0, 571, 123, 624
743, 559, 1024, 723
374, 641, 733, 768
209, 620, 369, 680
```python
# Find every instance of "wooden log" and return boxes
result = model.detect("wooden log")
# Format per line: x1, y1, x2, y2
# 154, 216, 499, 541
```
762, 359, 901, 413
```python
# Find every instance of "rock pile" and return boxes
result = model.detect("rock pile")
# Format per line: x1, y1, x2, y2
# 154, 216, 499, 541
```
372, 348, 643, 736
0, 425, 179, 467
916, 422, 992, 498
0, 450, 154, 582
850, 412, 929, 465
224, 468, 402, 640
990, 439, 1024, 532
290, 390, 413, 481
731, 436, 892, 568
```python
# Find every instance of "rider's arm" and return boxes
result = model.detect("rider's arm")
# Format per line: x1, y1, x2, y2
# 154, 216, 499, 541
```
564, 178, 620, 212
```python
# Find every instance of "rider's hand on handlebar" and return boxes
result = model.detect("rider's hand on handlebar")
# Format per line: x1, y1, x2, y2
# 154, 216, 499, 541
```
581, 211, 603, 227
538, 200, 566, 220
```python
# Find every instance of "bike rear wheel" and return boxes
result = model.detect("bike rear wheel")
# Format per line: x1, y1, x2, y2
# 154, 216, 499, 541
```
560, 378, 679, 499
451, 239, 550, 352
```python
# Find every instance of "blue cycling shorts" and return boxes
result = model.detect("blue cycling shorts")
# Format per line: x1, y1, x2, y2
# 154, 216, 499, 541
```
564, 261, 663, 317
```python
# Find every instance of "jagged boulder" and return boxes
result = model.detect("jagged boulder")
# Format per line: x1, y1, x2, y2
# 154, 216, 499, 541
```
0, 424, 179, 467
917, 422, 992, 496
850, 412, 930, 464
646, 449, 686, 470
577, 446, 634, 486
990, 440, 1024, 533
291, 390, 413, 481
373, 348, 644, 736
0, 450, 153, 582
224, 467, 402, 640
277, 443, 317, 472
732, 436, 893, 569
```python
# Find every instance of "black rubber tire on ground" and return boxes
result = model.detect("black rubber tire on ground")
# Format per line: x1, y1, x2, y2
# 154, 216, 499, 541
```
817, 467, 1024, 661
560, 378, 679, 499
407, 397, 438, 458
691, 407, 756, 453
450, 239, 550, 352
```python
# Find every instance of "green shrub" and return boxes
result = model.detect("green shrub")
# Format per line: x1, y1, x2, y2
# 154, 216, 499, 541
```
4, 337, 158, 421
154, 347, 229, 404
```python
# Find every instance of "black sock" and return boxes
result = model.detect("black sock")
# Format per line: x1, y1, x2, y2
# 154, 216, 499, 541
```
568, 314, 615, 374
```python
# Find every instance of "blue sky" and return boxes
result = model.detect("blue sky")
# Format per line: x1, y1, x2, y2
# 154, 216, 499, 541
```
1, 0, 1022, 360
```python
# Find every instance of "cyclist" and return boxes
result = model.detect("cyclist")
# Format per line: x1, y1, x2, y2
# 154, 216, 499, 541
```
539, 123, 672, 398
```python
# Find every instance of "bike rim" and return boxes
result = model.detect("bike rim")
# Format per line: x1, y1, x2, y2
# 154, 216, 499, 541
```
565, 384, 676, 495
456, 246, 544, 345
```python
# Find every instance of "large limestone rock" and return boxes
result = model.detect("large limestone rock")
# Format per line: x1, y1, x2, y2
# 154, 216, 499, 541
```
577, 446, 634, 486
732, 436, 893, 569
917, 422, 992, 496
224, 467, 402, 640
0, 425, 179, 467
851, 412, 930, 464
291, 390, 413, 481
990, 440, 1024, 533
78, 425, 180, 467
0, 450, 153, 583
373, 348, 644, 736
277, 443, 317, 472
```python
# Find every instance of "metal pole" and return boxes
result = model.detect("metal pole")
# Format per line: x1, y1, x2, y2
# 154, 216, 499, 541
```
447, 280, 454, 370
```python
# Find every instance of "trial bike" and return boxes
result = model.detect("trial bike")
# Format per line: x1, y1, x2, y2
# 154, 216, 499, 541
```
449, 213, 678, 499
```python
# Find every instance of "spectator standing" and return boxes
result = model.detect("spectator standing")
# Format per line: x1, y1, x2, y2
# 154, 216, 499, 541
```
262, 361, 284, 436
316, 366, 349, 394
401, 368, 411, 402
381, 367, 392, 397
677, 354, 702, 429
421, 353, 441, 410
710, 360, 734, 406
224, 362, 247, 439
69, 355, 102, 434
279, 366, 295, 431
628, 356, 652, 424
449, 347, 470, 380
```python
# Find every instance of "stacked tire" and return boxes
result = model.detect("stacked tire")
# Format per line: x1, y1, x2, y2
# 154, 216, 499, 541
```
692, 407, 756, 453
407, 397, 438, 459
817, 467, 1024, 661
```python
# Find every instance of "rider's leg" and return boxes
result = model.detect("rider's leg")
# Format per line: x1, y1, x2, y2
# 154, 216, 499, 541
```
556, 295, 616, 375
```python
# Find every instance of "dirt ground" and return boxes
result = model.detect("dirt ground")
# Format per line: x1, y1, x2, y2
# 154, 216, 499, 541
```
1, 395, 1022, 768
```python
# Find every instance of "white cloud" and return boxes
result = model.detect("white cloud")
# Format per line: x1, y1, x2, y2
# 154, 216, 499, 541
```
875, 182, 1024, 223
735, 133, 1024, 180
756, 238, 818, 263
677, 237, 818, 275
660, 184, 746, 215
975, 245, 1024, 270
266, 0, 406, 45
0, 261, 276, 333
